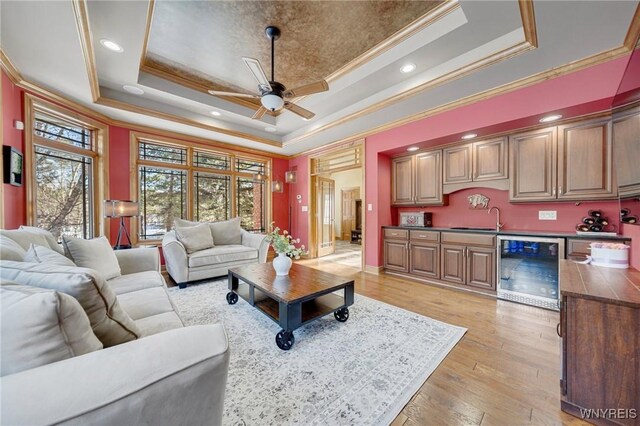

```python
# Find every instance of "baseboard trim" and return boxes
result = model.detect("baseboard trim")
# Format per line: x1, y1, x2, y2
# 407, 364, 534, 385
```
364, 265, 383, 275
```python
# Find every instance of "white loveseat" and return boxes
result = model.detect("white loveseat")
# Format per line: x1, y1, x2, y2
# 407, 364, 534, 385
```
0, 227, 230, 425
163, 217, 269, 288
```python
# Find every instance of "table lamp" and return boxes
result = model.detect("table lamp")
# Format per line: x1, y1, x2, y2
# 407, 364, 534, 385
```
104, 200, 139, 249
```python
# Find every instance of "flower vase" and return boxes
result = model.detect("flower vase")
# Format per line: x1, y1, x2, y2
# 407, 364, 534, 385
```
273, 252, 293, 276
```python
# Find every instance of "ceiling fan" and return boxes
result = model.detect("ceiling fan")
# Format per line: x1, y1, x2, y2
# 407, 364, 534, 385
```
208, 26, 329, 120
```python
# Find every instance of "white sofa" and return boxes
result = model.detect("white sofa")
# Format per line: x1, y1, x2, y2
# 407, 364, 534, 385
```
163, 218, 269, 288
0, 228, 230, 425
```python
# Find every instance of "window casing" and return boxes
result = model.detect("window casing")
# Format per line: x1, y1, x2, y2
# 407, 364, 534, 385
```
25, 95, 108, 241
132, 134, 271, 241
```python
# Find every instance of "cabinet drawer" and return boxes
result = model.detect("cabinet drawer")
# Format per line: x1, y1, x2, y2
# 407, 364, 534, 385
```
383, 229, 409, 240
410, 230, 440, 242
441, 232, 496, 247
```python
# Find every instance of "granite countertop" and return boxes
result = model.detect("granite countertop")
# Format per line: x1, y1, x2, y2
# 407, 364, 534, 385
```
382, 225, 631, 240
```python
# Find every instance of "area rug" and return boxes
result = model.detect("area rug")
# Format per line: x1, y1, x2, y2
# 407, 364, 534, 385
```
168, 279, 466, 426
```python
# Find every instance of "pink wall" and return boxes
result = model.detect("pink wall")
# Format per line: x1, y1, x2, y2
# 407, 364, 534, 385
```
2, 72, 26, 228
364, 55, 632, 268
107, 125, 131, 242
285, 155, 310, 247
396, 188, 620, 232
271, 157, 290, 230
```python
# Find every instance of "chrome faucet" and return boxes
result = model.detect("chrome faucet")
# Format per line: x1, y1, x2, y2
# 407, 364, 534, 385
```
488, 207, 504, 232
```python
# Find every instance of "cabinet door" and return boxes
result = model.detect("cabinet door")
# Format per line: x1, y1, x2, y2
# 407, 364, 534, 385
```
473, 137, 508, 181
409, 243, 440, 279
466, 246, 495, 290
384, 240, 409, 272
557, 118, 616, 200
415, 150, 444, 205
443, 144, 472, 184
440, 244, 465, 285
391, 157, 414, 205
509, 128, 557, 202
613, 110, 640, 198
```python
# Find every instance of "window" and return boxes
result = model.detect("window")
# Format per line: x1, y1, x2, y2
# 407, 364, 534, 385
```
25, 96, 107, 241
133, 134, 270, 240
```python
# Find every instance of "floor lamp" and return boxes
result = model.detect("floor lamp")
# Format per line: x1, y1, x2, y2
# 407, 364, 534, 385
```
104, 200, 139, 250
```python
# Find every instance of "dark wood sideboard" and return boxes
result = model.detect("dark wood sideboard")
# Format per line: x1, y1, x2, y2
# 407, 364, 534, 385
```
559, 261, 639, 426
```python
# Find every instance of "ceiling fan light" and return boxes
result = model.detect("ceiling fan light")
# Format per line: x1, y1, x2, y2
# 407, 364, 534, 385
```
261, 94, 284, 111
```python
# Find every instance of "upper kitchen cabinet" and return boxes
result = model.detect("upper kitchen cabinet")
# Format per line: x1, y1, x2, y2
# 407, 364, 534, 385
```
392, 150, 446, 206
510, 118, 616, 202
509, 127, 557, 202
443, 137, 508, 185
391, 156, 414, 205
557, 118, 615, 200
473, 137, 509, 181
613, 107, 640, 198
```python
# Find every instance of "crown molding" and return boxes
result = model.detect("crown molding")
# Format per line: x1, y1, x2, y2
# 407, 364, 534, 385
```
0, 48, 22, 85
519, 0, 538, 48
72, 0, 100, 102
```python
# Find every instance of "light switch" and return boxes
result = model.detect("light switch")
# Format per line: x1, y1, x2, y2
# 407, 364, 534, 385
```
301, 206, 308, 212
367, 204, 373, 211
539, 210, 557, 220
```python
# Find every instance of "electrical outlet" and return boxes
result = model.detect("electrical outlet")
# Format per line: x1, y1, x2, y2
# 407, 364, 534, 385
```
539, 210, 557, 220
367, 204, 373, 211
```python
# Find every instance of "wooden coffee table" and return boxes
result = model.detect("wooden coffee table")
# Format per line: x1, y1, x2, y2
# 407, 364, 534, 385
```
226, 262, 355, 350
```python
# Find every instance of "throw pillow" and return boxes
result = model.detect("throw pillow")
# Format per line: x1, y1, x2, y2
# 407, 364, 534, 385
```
1, 281, 103, 376
174, 218, 199, 229
209, 217, 242, 245
24, 244, 76, 267
0, 235, 26, 262
18, 226, 65, 255
0, 229, 50, 252
175, 223, 214, 254
62, 236, 121, 280
0, 261, 141, 347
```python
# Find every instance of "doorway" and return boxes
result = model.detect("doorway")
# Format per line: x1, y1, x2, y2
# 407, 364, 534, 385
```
309, 142, 364, 268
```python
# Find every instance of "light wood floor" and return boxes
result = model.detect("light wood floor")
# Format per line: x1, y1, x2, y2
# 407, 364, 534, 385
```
298, 258, 590, 426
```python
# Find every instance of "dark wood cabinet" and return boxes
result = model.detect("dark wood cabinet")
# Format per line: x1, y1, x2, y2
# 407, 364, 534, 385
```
467, 247, 495, 290
391, 156, 414, 205
560, 261, 639, 426
557, 118, 615, 200
410, 243, 440, 279
613, 107, 640, 198
443, 144, 472, 184
510, 119, 616, 202
383, 240, 408, 272
440, 244, 465, 285
391, 150, 446, 206
509, 127, 557, 201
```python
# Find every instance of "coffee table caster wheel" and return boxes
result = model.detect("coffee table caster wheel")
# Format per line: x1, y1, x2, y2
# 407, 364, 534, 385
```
334, 307, 349, 322
276, 330, 295, 350
226, 292, 238, 305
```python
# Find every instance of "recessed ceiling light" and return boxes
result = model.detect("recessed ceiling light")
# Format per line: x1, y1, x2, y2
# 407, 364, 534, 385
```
540, 114, 562, 123
123, 85, 144, 95
265, 126, 277, 132
461, 133, 477, 140
210, 111, 221, 116
407, 146, 419, 152
100, 39, 123, 53
400, 63, 416, 74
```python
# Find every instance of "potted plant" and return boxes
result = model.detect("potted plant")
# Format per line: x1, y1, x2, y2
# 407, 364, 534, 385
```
266, 223, 307, 275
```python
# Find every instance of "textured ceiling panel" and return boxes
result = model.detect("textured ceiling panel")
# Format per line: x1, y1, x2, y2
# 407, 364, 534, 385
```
145, 0, 442, 93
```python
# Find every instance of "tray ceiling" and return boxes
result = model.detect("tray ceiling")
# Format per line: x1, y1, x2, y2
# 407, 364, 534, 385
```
1, 0, 639, 156
144, 0, 443, 95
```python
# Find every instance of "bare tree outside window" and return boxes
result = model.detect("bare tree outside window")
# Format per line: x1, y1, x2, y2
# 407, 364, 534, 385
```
33, 117, 93, 241
139, 167, 187, 239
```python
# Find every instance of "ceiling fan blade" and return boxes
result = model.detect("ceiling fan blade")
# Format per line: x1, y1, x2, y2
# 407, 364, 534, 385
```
283, 80, 329, 98
208, 90, 259, 99
242, 57, 272, 92
284, 102, 315, 120
252, 106, 268, 120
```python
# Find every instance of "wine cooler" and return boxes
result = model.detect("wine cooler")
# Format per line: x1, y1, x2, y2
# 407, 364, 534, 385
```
497, 235, 565, 311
